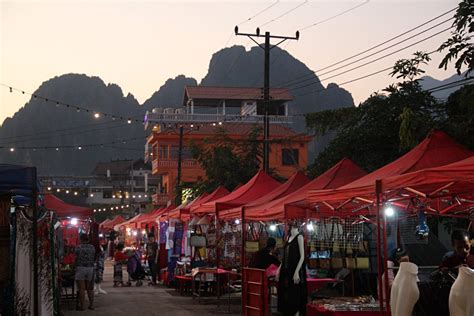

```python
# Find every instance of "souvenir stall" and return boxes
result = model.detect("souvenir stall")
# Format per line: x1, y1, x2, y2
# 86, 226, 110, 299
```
235, 159, 367, 315
1, 164, 62, 316
100, 215, 125, 232
307, 131, 473, 315
219, 171, 310, 268
199, 170, 281, 270
188, 186, 230, 267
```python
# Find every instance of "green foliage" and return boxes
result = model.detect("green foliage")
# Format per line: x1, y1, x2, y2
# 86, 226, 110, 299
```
438, 0, 474, 75
440, 84, 474, 149
189, 126, 263, 196
307, 53, 442, 176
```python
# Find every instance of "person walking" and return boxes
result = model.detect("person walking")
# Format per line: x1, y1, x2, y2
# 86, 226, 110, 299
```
75, 233, 96, 311
94, 243, 107, 295
146, 233, 159, 286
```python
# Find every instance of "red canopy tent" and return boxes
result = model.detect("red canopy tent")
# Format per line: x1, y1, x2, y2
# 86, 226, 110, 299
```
219, 171, 310, 220
100, 215, 125, 230
168, 193, 210, 222
379, 156, 474, 215
198, 170, 280, 214
307, 130, 473, 214
135, 207, 165, 228
190, 186, 230, 214
239, 158, 367, 221
43, 194, 93, 218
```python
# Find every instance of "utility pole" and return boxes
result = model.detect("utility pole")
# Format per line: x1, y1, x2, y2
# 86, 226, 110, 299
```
235, 26, 299, 172
175, 125, 184, 206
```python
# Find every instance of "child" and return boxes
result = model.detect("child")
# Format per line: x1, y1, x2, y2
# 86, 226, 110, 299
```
113, 243, 128, 287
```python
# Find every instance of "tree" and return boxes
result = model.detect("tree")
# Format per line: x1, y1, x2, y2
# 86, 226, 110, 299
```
189, 126, 263, 196
438, 0, 474, 75
306, 52, 440, 176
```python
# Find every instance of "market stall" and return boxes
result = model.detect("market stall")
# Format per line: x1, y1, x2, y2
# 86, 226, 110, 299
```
0, 164, 62, 316
306, 131, 474, 314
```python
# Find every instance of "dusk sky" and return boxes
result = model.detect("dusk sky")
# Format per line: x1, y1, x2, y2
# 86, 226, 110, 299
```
1, 0, 458, 124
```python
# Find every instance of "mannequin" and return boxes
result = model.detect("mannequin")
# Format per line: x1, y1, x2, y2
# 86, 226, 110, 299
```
390, 262, 419, 316
449, 266, 474, 316
276, 224, 307, 316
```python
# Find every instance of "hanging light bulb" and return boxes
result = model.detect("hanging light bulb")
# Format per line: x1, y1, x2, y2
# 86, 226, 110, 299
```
57, 189, 61, 192
65, 190, 70, 194
234, 219, 240, 225
94, 113, 100, 118
306, 222, 314, 231
384, 204, 395, 217
74, 191, 78, 196
127, 118, 132, 124
269, 224, 277, 232
9, 148, 14, 152
70, 218, 78, 226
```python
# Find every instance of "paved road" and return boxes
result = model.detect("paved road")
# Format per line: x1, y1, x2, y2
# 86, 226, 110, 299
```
63, 261, 241, 316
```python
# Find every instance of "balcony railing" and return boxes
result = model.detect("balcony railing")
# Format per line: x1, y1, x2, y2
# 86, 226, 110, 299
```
152, 159, 199, 174
152, 193, 170, 206
144, 113, 293, 129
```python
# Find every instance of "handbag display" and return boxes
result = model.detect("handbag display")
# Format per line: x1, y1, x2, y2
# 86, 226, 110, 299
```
245, 241, 259, 253
345, 257, 356, 269
331, 241, 344, 269
206, 233, 216, 246
190, 235, 206, 247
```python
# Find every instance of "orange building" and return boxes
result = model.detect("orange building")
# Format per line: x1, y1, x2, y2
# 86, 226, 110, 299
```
144, 86, 312, 206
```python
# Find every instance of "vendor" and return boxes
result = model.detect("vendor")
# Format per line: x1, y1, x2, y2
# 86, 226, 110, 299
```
440, 230, 472, 270
249, 237, 280, 270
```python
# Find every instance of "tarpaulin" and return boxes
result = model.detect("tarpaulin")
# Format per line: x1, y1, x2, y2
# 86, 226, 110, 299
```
100, 215, 125, 230
198, 170, 280, 214
308, 131, 473, 210
219, 171, 310, 220
190, 186, 230, 214
43, 194, 92, 218
244, 158, 366, 220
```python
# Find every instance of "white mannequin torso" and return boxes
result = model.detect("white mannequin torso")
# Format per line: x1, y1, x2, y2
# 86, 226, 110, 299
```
390, 262, 419, 316
449, 266, 474, 316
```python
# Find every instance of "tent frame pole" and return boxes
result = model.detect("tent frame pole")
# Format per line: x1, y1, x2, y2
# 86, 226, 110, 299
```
375, 180, 384, 314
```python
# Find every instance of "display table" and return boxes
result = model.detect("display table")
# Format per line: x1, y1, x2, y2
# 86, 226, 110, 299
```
307, 278, 341, 293
191, 267, 241, 308
306, 304, 382, 316
175, 275, 193, 295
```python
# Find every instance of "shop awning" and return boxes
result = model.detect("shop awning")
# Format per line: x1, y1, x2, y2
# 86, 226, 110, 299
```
101, 215, 125, 230
379, 156, 474, 215
0, 164, 38, 197
190, 186, 230, 214
168, 193, 209, 221
198, 170, 281, 214
307, 130, 473, 213
219, 171, 310, 220
43, 194, 93, 218
243, 158, 367, 220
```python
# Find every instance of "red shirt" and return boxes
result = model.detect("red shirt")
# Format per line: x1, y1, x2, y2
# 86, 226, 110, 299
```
114, 251, 128, 263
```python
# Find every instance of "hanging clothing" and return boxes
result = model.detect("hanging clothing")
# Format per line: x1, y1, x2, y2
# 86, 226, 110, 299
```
278, 234, 307, 316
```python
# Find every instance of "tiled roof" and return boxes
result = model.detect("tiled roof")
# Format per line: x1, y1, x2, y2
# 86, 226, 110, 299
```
184, 86, 292, 101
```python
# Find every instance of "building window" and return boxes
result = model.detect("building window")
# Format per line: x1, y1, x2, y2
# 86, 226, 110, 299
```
282, 149, 299, 166
103, 190, 112, 199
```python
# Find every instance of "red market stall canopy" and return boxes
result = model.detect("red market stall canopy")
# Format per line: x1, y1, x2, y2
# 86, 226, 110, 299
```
101, 215, 125, 230
134, 207, 165, 228
244, 158, 367, 221
190, 186, 230, 214
168, 193, 209, 221
379, 156, 474, 215
307, 131, 473, 214
198, 170, 281, 214
219, 171, 310, 220
43, 194, 93, 218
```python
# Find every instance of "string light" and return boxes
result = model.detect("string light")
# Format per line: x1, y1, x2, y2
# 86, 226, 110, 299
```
65, 190, 70, 194
78, 146, 82, 150
74, 191, 78, 196
94, 113, 100, 118
9, 148, 14, 152
127, 119, 132, 124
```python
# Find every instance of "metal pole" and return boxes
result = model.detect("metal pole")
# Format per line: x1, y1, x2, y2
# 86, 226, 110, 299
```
263, 31, 270, 173
175, 125, 184, 206
241, 207, 246, 269
32, 167, 39, 316
375, 180, 384, 314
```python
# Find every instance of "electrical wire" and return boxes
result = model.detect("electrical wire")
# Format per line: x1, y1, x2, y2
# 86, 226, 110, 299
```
237, 0, 280, 26
259, 0, 308, 28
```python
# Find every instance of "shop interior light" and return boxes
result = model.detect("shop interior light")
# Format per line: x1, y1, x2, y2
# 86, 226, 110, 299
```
306, 222, 314, 231
384, 205, 395, 217
126, 227, 131, 232
132, 231, 138, 236
234, 219, 240, 225
70, 218, 78, 226
99, 233, 104, 238
269, 224, 277, 232
47, 187, 51, 191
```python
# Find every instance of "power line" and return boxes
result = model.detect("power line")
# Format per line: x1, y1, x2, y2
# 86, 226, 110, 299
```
274, 7, 457, 88
259, 0, 308, 28
237, 0, 280, 26
299, 0, 370, 31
